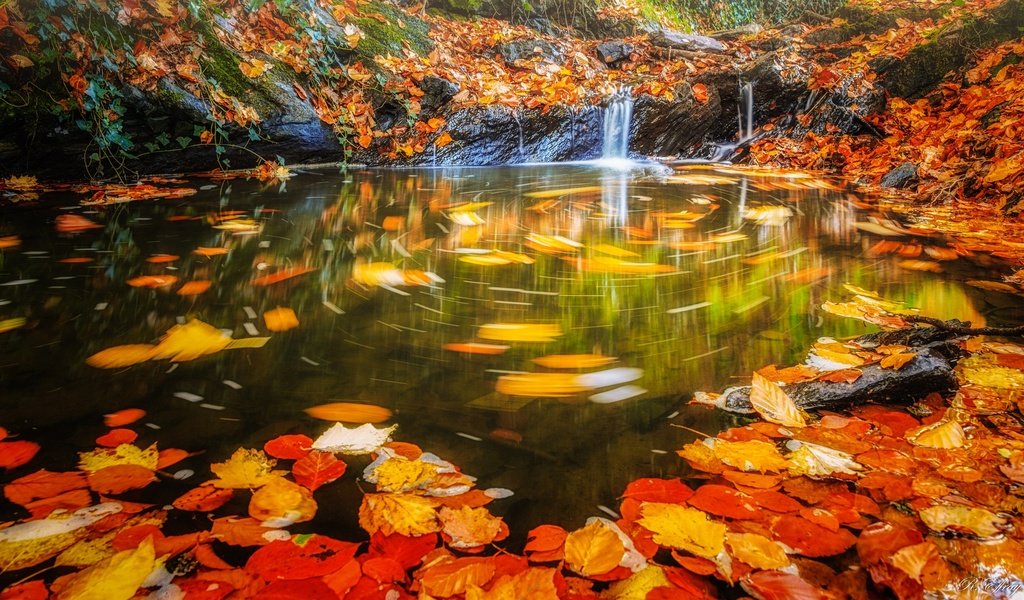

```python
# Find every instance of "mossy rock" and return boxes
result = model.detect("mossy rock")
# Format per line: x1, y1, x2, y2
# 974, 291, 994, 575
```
352, 1, 433, 61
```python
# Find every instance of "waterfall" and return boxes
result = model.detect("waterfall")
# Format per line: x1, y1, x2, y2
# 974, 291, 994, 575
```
738, 81, 754, 142
602, 87, 634, 160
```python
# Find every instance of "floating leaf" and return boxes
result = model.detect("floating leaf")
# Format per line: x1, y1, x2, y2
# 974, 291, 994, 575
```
0, 440, 40, 469
531, 354, 617, 369
420, 557, 496, 598
304, 402, 393, 423
248, 477, 317, 524
246, 535, 358, 581
726, 532, 789, 569
906, 420, 965, 449
210, 448, 286, 489
439, 505, 507, 550
918, 505, 1008, 537
264, 434, 313, 460
86, 345, 156, 369
54, 536, 155, 600
264, 307, 299, 332
87, 465, 156, 495
96, 429, 138, 448
637, 503, 725, 558
312, 423, 397, 455
358, 493, 440, 537
172, 485, 234, 512
786, 441, 862, 478
79, 444, 158, 473
104, 409, 146, 428
478, 323, 563, 343
292, 451, 347, 492
563, 520, 624, 577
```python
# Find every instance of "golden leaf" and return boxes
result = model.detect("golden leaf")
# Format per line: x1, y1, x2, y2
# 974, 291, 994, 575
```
749, 372, 807, 428
477, 323, 563, 343
563, 521, 625, 577
239, 59, 272, 78
906, 420, 965, 449
637, 503, 726, 558
725, 532, 789, 569
710, 439, 789, 473
248, 477, 317, 524
465, 567, 559, 600
304, 402, 393, 423
263, 307, 299, 332
370, 456, 439, 493
531, 354, 617, 369
55, 536, 155, 600
919, 505, 1008, 537
210, 448, 286, 489
79, 444, 158, 473
85, 344, 156, 369
148, 319, 231, 362
358, 492, 440, 537
786, 441, 861, 478
601, 565, 672, 600
880, 352, 916, 370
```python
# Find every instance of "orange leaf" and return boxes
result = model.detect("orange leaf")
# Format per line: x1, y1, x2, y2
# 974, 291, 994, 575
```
252, 266, 315, 286
126, 275, 178, 288
264, 307, 299, 332
173, 485, 234, 511
0, 440, 40, 469
156, 448, 190, 469
211, 516, 281, 546
304, 402, 393, 423
563, 521, 624, 577
419, 557, 496, 597
145, 254, 179, 263
3, 469, 87, 508
87, 464, 157, 494
177, 280, 212, 296
96, 429, 138, 448
104, 408, 146, 427
691, 83, 709, 104
264, 434, 313, 460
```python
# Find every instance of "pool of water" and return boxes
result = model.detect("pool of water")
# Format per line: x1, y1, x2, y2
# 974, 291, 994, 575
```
0, 162, 1014, 541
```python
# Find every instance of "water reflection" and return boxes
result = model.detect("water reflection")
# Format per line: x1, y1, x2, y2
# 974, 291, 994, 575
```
0, 163, 1008, 535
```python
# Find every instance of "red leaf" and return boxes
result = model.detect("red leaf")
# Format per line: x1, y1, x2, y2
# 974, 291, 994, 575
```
264, 434, 313, 460
113, 524, 164, 551
0, 440, 39, 469
173, 485, 234, 512
361, 556, 407, 584
687, 485, 760, 520
246, 535, 359, 581
256, 578, 337, 599
292, 451, 347, 492
524, 524, 567, 562
87, 464, 156, 494
0, 580, 49, 600
771, 515, 857, 557
742, 570, 827, 600
196, 544, 235, 570
96, 428, 138, 447
4, 469, 87, 507
24, 489, 92, 519
104, 408, 146, 427
750, 489, 802, 513
368, 532, 438, 569
622, 478, 693, 504
856, 522, 924, 565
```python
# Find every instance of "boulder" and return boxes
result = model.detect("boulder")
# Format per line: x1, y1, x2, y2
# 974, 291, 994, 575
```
494, 39, 564, 64
595, 40, 634, 66
880, 162, 919, 189
649, 30, 727, 53
420, 75, 461, 113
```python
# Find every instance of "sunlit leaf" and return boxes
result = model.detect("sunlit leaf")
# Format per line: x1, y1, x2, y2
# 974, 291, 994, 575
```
358, 493, 440, 537
79, 444, 158, 473
249, 477, 317, 524
563, 520, 625, 577
55, 536, 155, 600
918, 505, 1008, 537
749, 372, 807, 427
637, 503, 725, 558
209, 448, 286, 489
726, 532, 789, 569
263, 307, 299, 332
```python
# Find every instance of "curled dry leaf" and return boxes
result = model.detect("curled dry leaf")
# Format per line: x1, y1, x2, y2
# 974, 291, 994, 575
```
749, 371, 807, 428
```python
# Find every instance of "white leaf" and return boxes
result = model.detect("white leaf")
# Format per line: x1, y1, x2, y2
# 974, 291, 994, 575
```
312, 422, 397, 455
786, 441, 861, 478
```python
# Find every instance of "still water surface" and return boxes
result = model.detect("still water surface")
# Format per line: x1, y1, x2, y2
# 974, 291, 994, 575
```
0, 163, 1012, 540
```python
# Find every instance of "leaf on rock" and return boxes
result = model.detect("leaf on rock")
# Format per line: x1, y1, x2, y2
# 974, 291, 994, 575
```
359, 493, 440, 537
637, 503, 725, 558
750, 372, 807, 428
209, 448, 285, 489
312, 423, 397, 455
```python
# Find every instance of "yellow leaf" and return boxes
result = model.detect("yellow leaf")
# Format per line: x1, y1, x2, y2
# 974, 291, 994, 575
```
86, 344, 157, 369
263, 307, 299, 332
726, 532, 789, 569
710, 439, 789, 473
749, 371, 807, 428
919, 505, 1007, 538
524, 186, 602, 199
371, 456, 439, 493
358, 492, 440, 537
563, 521, 624, 577
984, 153, 1022, 183
79, 444, 158, 473
248, 477, 317, 524
637, 503, 725, 558
531, 354, 617, 369
153, 0, 174, 17
477, 323, 563, 343
602, 565, 672, 600
906, 420, 965, 449
239, 59, 272, 78
56, 536, 155, 600
148, 319, 231, 362
0, 317, 28, 334
210, 448, 286, 489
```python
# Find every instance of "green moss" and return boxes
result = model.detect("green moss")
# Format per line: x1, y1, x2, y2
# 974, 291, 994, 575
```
196, 29, 279, 116
352, 1, 433, 61
448, 0, 485, 11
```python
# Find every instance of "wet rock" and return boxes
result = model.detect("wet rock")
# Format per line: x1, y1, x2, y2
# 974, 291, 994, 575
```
649, 30, 727, 54
719, 346, 957, 414
595, 40, 634, 66
419, 75, 461, 113
740, 50, 807, 125
880, 162, 919, 189
631, 81, 726, 157
494, 39, 564, 64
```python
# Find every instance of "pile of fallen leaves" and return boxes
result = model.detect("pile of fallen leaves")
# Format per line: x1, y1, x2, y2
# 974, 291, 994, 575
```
3, 299, 1024, 598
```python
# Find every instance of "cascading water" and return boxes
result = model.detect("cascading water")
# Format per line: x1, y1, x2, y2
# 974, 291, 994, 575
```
601, 87, 634, 160
737, 81, 754, 142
